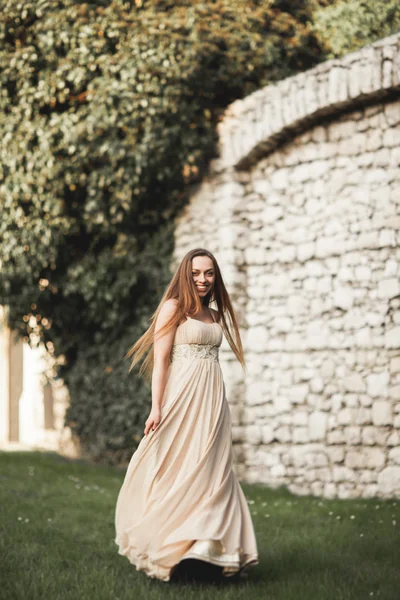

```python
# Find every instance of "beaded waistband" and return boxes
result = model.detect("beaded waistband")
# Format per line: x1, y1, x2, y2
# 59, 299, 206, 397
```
170, 343, 219, 363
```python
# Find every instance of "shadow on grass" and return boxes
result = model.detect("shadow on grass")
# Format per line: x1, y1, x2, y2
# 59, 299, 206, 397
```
168, 558, 260, 587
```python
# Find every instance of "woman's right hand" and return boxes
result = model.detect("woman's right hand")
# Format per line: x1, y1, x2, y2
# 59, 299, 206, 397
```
144, 407, 162, 437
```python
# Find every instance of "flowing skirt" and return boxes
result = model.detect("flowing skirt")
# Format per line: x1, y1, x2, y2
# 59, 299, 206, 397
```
114, 357, 259, 582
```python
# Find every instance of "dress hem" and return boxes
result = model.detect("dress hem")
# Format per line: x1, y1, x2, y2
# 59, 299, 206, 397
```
115, 536, 258, 582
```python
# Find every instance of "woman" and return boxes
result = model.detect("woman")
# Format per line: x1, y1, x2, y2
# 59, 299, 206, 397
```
114, 248, 259, 582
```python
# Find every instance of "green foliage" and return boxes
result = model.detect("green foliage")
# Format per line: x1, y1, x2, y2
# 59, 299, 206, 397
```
312, 0, 400, 58
0, 0, 324, 464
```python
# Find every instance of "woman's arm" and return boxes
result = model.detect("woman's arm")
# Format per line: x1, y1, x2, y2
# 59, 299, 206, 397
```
144, 299, 178, 437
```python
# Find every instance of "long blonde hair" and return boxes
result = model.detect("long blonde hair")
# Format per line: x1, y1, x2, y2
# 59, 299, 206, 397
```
125, 248, 246, 380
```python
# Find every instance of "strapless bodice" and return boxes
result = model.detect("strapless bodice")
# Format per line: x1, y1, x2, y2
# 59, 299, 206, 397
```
172, 317, 223, 347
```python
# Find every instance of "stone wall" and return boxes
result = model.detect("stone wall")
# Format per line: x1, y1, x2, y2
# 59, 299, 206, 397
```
173, 34, 400, 499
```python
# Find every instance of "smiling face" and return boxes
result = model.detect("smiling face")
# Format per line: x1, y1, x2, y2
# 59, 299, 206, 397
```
191, 255, 215, 300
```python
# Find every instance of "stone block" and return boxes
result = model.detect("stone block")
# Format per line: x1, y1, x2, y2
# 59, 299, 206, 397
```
343, 393, 358, 408
275, 425, 291, 443
232, 426, 244, 442
270, 463, 286, 477
273, 395, 291, 414
389, 447, 400, 465
379, 228, 396, 247
247, 326, 268, 352
310, 377, 324, 393
246, 380, 268, 406
292, 427, 308, 443
245, 247, 266, 265
373, 148, 391, 167
258, 448, 280, 468
229, 404, 241, 425
366, 128, 383, 152
387, 431, 400, 446
328, 65, 348, 104
333, 287, 354, 310
263, 205, 284, 224
359, 470, 377, 484
372, 400, 392, 426
287, 295, 308, 316
355, 327, 372, 347
316, 236, 344, 259
346, 426, 361, 445
323, 482, 337, 498
314, 466, 331, 482
253, 179, 272, 196
320, 358, 336, 379
308, 411, 327, 441
361, 426, 375, 445
343, 373, 366, 393
261, 424, 274, 444
378, 278, 400, 298
293, 411, 308, 427
389, 385, 400, 400
377, 466, 400, 496
385, 327, 400, 348
375, 427, 391, 445
359, 395, 372, 408
290, 446, 306, 467
286, 384, 309, 404
367, 372, 389, 397
362, 484, 379, 498
297, 241, 315, 263
328, 446, 345, 463
313, 452, 329, 467
311, 481, 325, 495
383, 127, 400, 147
270, 168, 290, 190
244, 425, 262, 445
365, 447, 386, 469
345, 451, 366, 469
273, 317, 292, 333
304, 467, 317, 482
384, 102, 400, 126
327, 429, 346, 444
338, 408, 352, 425
333, 465, 355, 482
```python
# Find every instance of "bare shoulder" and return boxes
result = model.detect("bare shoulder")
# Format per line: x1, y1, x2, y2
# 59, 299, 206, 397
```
155, 299, 179, 334
161, 298, 179, 311
157, 298, 179, 320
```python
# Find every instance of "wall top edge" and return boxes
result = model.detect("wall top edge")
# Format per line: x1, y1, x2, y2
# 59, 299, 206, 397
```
215, 32, 400, 171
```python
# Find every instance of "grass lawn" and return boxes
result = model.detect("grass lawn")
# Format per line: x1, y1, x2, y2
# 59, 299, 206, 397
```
0, 450, 399, 600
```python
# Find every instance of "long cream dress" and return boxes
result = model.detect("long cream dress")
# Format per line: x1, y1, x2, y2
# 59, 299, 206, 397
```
114, 314, 259, 582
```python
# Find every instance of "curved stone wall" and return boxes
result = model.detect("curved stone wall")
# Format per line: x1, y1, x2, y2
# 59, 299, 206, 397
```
216, 33, 400, 171
173, 34, 400, 499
